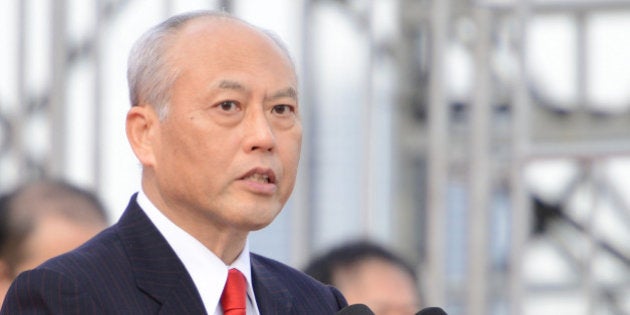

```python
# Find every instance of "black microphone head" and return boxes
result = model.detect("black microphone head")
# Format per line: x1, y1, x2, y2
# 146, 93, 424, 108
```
416, 306, 448, 315
336, 304, 375, 315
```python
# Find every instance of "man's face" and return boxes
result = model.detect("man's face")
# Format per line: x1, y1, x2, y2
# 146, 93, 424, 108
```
336, 258, 420, 315
147, 19, 302, 232
14, 214, 106, 274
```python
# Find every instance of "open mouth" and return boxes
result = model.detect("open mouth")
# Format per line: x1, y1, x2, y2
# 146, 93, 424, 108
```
241, 168, 276, 184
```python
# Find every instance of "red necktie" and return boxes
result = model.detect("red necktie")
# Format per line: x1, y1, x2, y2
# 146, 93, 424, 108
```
220, 268, 247, 315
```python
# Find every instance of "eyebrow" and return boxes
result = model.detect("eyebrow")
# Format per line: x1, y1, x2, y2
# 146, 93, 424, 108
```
218, 80, 245, 91
266, 87, 298, 102
217, 80, 298, 102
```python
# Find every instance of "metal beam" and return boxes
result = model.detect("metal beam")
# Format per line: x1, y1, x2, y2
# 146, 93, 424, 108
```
476, 0, 630, 12
291, 0, 315, 268
426, 0, 450, 307
467, 6, 492, 315
509, 1, 533, 314
50, 0, 68, 177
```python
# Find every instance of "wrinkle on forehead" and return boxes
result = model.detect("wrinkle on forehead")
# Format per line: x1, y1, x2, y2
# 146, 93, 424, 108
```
216, 80, 297, 101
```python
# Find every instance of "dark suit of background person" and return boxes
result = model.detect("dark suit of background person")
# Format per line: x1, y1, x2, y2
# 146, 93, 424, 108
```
1, 10, 347, 314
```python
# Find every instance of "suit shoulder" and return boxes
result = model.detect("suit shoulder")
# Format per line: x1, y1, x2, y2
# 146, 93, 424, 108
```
5, 225, 138, 312
250, 253, 316, 283
1, 268, 99, 314
251, 253, 348, 308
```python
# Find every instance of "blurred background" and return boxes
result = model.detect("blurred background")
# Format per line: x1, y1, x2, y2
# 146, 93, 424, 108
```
1, 0, 629, 314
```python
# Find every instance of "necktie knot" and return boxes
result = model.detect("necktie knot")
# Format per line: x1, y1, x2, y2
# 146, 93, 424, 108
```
221, 268, 247, 315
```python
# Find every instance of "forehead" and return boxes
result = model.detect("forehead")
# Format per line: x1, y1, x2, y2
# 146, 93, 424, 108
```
167, 17, 295, 77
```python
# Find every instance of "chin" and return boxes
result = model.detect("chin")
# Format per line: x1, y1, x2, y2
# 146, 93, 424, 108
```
247, 222, 272, 231
239, 206, 282, 231
239, 216, 275, 231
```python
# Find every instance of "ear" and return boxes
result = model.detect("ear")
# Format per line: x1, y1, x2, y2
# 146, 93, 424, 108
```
126, 105, 159, 167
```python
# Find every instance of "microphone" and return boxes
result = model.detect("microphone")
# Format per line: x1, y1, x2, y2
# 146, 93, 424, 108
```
416, 307, 448, 315
336, 304, 375, 315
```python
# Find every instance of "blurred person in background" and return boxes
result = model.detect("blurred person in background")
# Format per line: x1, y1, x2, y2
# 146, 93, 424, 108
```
0, 179, 108, 306
305, 240, 421, 315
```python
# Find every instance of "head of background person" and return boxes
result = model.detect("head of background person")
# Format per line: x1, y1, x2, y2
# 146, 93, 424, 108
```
0, 179, 108, 304
304, 240, 421, 315
124, 10, 302, 264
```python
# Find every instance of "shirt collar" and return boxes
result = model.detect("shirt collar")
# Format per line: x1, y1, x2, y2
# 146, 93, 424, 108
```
137, 190, 259, 315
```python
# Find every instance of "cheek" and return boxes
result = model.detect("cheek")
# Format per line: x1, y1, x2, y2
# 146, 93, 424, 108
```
295, 133, 303, 159
278, 142, 302, 199
282, 128, 303, 162
165, 122, 227, 162
280, 138, 302, 173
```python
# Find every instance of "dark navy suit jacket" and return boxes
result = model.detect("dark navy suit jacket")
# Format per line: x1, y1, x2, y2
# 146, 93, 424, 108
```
0, 195, 347, 314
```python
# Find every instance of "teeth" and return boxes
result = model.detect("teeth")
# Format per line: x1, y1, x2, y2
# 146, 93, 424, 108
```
245, 173, 269, 183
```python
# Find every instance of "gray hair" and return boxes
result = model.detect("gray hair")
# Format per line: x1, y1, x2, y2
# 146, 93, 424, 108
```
127, 10, 295, 120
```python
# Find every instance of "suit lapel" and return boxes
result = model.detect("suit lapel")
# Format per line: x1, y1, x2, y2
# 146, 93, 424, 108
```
251, 255, 293, 315
117, 195, 206, 314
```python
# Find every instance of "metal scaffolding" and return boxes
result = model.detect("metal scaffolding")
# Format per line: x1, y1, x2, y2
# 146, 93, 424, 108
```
414, 0, 630, 314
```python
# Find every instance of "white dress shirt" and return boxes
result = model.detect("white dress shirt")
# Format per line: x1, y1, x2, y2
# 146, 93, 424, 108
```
137, 190, 260, 315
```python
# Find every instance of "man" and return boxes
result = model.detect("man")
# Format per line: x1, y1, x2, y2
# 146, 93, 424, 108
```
1, 10, 347, 314
305, 241, 421, 315
0, 179, 108, 307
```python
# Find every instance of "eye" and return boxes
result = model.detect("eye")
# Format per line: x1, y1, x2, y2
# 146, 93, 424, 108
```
218, 100, 239, 112
271, 104, 294, 116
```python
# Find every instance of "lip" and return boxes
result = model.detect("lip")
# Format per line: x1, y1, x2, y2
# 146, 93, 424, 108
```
238, 167, 278, 195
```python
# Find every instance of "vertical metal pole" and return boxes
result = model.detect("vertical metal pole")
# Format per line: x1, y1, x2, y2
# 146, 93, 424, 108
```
468, 6, 492, 315
219, 0, 233, 13
575, 12, 587, 110
93, 0, 104, 192
50, 0, 67, 177
575, 14, 597, 311
16, 0, 27, 182
360, 0, 376, 236
291, 0, 314, 267
509, 1, 532, 315
583, 160, 597, 315
162, 0, 173, 17
426, 0, 450, 307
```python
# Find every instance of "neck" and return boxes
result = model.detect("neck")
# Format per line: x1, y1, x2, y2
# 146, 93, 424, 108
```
191, 224, 248, 265
140, 175, 249, 265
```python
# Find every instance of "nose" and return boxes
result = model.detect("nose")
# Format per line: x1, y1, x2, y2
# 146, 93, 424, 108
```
243, 108, 275, 153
